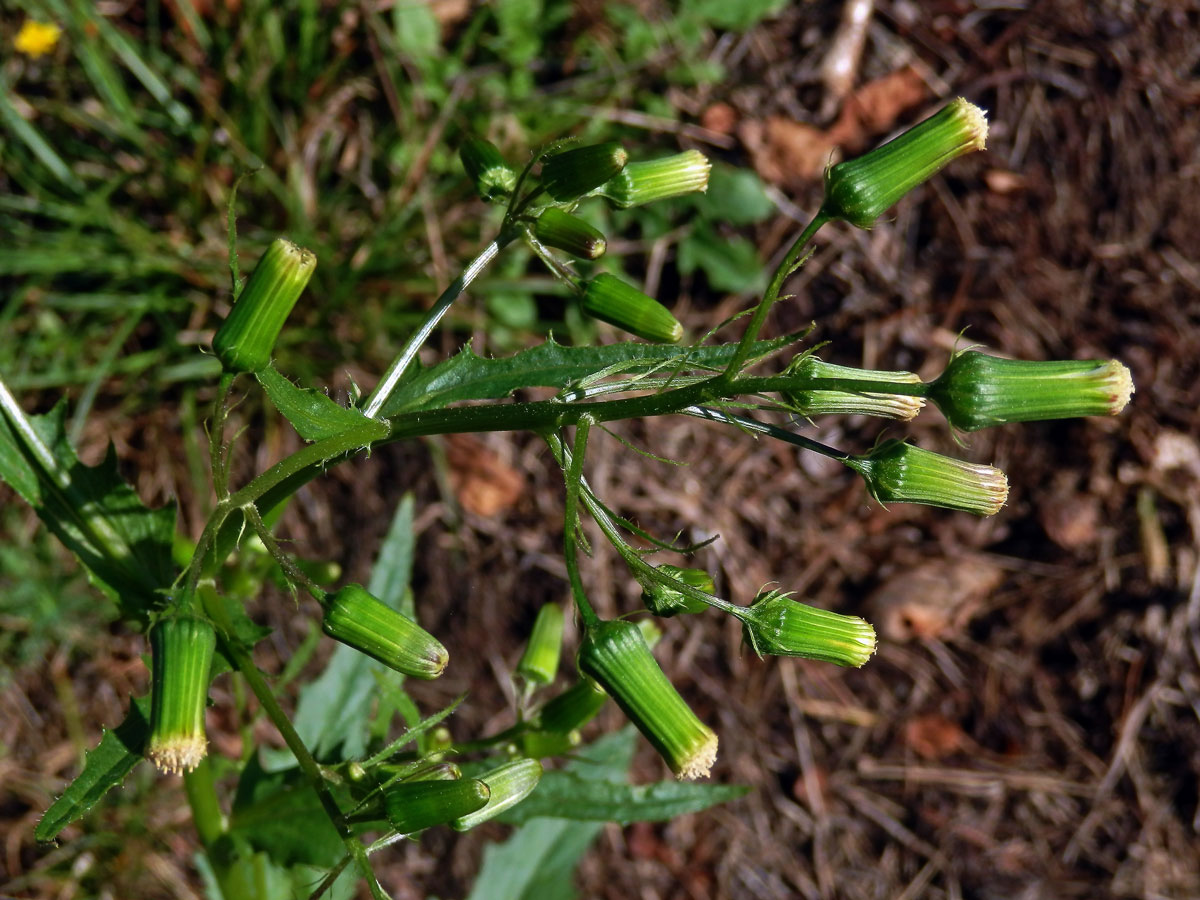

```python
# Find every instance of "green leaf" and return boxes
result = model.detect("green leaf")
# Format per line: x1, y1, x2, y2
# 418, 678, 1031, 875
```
0, 382, 176, 622
497, 771, 749, 826
256, 366, 383, 443
227, 756, 344, 868
379, 335, 799, 417
678, 225, 766, 294
467, 817, 603, 900
294, 496, 415, 760
696, 164, 775, 225
35, 696, 150, 842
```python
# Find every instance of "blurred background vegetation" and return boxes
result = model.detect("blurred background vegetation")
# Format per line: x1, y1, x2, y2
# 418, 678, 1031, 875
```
3, 1, 1198, 899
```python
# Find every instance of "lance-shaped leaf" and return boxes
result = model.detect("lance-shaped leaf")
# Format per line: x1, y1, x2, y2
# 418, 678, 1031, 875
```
379, 335, 802, 417
256, 366, 388, 443
0, 380, 175, 622
36, 696, 151, 842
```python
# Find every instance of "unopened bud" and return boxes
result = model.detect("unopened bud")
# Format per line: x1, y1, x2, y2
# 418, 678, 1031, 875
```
213, 238, 316, 373
384, 779, 490, 834
322, 584, 448, 679
536, 677, 608, 734
534, 208, 607, 259
846, 440, 1008, 516
148, 616, 216, 775
579, 620, 717, 780
582, 274, 683, 343
822, 98, 988, 229
452, 758, 543, 830
596, 150, 711, 208
541, 142, 627, 201
516, 603, 564, 686
783, 356, 925, 420
741, 591, 876, 667
642, 566, 714, 617
460, 137, 517, 201
929, 351, 1134, 432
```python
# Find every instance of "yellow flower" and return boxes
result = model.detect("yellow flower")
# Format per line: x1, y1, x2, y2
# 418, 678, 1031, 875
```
14, 20, 62, 59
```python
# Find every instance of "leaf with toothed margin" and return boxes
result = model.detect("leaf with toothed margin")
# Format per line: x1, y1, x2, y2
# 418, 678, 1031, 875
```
256, 366, 387, 442
0, 381, 175, 625
379, 334, 804, 417
35, 696, 151, 843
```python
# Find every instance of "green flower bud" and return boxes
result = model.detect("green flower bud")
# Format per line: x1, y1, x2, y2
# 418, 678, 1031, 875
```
741, 591, 876, 667
642, 565, 714, 617
782, 356, 925, 421
148, 616, 216, 775
460, 137, 517, 201
582, 273, 683, 343
540, 142, 628, 201
822, 98, 988, 229
845, 439, 1008, 516
578, 620, 717, 780
322, 584, 448, 679
929, 351, 1135, 432
595, 150, 712, 208
400, 761, 462, 782
521, 728, 580, 759
534, 208, 607, 259
535, 677, 608, 734
516, 603, 564, 686
384, 779, 490, 834
452, 758, 543, 830
213, 238, 317, 373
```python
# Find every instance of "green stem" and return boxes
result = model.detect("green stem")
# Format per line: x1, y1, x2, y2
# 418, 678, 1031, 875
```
363, 230, 517, 418
209, 372, 235, 500
241, 501, 322, 600
562, 418, 599, 627
545, 433, 745, 619
721, 213, 829, 382
182, 756, 225, 847
197, 585, 384, 898
681, 406, 849, 462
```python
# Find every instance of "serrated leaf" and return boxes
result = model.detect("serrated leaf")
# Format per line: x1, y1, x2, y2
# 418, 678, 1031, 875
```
497, 771, 749, 826
0, 381, 175, 622
295, 496, 415, 760
35, 695, 150, 842
256, 366, 384, 443
379, 336, 800, 417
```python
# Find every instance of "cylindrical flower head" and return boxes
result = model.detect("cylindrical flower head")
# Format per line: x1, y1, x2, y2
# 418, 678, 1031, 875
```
582, 273, 683, 343
578, 620, 718, 780
452, 758, 543, 830
536, 677, 608, 734
384, 779, 491, 834
642, 565, 715, 617
822, 98, 988, 229
929, 351, 1135, 432
399, 761, 463, 782
540, 142, 628, 201
596, 150, 712, 208
213, 238, 317, 373
783, 356, 925, 420
460, 137, 517, 201
741, 591, 876, 667
534, 208, 607, 259
322, 584, 448, 679
846, 440, 1008, 516
148, 616, 216, 775
516, 603, 565, 685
